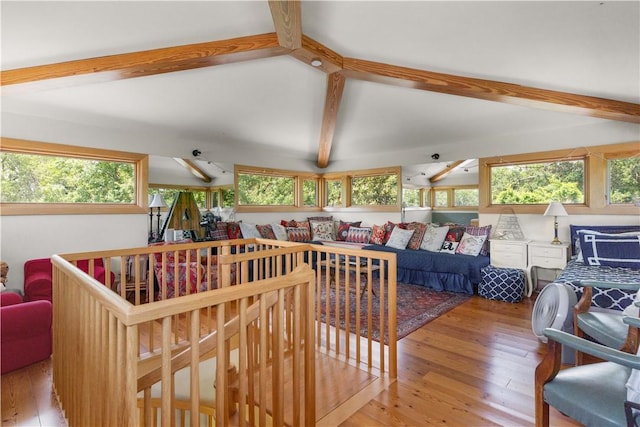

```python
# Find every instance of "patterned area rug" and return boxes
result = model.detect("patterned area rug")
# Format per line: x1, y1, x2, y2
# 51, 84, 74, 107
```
318, 275, 471, 344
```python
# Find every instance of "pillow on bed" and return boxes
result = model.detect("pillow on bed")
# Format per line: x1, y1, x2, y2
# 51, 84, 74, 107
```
576, 230, 640, 262
345, 227, 372, 244
578, 231, 640, 269
385, 227, 414, 250
455, 232, 488, 256
420, 225, 449, 252
310, 220, 335, 241
464, 225, 492, 256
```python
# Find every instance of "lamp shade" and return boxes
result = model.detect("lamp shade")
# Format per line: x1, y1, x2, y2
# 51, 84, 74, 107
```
543, 201, 568, 217
149, 194, 168, 209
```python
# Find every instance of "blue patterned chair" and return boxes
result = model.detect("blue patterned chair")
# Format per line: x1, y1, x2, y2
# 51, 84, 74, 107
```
536, 314, 640, 427
574, 280, 640, 365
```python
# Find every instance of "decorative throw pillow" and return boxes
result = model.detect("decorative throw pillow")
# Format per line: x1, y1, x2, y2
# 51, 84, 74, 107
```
578, 231, 640, 269
227, 222, 242, 239
420, 225, 449, 252
464, 225, 492, 256
385, 227, 415, 250
238, 222, 261, 240
405, 222, 427, 250
336, 221, 362, 241
270, 223, 288, 241
286, 226, 311, 242
310, 220, 335, 241
256, 224, 276, 240
369, 224, 387, 245
456, 232, 488, 256
441, 226, 465, 248
382, 221, 396, 244
280, 219, 297, 227
209, 229, 228, 241
345, 227, 372, 244
440, 241, 459, 254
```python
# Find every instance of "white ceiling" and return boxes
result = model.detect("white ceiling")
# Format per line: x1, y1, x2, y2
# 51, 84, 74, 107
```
2, 1, 639, 187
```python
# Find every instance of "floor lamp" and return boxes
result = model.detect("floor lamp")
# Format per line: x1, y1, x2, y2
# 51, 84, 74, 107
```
543, 201, 568, 245
149, 194, 168, 242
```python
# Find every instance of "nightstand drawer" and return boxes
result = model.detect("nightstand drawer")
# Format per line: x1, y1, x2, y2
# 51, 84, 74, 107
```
529, 255, 565, 270
529, 245, 565, 259
492, 251, 527, 269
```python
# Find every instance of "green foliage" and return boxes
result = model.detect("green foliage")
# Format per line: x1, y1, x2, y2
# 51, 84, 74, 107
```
609, 157, 640, 204
222, 188, 234, 207
303, 179, 317, 206
326, 180, 342, 206
454, 188, 479, 206
1, 152, 135, 203
434, 190, 448, 207
351, 174, 398, 206
402, 188, 420, 206
491, 160, 584, 204
237, 173, 294, 205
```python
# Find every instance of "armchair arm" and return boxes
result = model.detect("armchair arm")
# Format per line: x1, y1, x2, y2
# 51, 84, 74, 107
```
543, 328, 640, 370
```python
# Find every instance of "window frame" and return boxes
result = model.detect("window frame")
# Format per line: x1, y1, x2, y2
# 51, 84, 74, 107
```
430, 185, 479, 211
1, 137, 148, 216
479, 142, 639, 215
234, 165, 321, 213
323, 166, 402, 212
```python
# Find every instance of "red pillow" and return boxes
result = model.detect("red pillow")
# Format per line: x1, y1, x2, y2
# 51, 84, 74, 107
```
382, 221, 396, 244
369, 224, 386, 245
227, 222, 242, 239
336, 221, 361, 241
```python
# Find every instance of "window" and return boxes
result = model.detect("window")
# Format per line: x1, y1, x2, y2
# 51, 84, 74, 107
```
351, 173, 398, 206
433, 190, 448, 208
454, 188, 479, 207
490, 159, 585, 205
303, 179, 317, 207
402, 188, 421, 207
237, 173, 294, 206
430, 186, 478, 210
608, 157, 640, 205
234, 165, 319, 212
480, 142, 638, 214
148, 187, 206, 209
1, 138, 147, 215
325, 179, 343, 207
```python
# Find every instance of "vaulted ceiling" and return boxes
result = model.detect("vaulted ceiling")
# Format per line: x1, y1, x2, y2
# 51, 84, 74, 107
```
2, 1, 639, 186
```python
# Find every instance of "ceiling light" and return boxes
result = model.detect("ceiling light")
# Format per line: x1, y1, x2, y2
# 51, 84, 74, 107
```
310, 58, 322, 67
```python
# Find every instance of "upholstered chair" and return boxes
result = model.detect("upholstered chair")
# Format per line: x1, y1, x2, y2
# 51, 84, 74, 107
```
535, 315, 640, 427
0, 292, 53, 374
574, 280, 640, 365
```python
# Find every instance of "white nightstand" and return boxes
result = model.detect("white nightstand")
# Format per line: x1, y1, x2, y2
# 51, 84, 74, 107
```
526, 241, 570, 297
490, 240, 530, 270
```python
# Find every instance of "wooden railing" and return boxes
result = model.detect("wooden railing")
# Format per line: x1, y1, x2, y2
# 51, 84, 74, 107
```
52, 238, 397, 426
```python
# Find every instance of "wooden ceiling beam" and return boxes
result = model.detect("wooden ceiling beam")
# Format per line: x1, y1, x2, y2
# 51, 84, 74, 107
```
1, 33, 290, 94
342, 58, 640, 124
268, 0, 302, 49
429, 160, 465, 183
173, 158, 212, 183
290, 35, 343, 74
317, 72, 346, 168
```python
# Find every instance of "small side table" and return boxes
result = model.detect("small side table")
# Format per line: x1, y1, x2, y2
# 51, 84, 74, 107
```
526, 241, 570, 297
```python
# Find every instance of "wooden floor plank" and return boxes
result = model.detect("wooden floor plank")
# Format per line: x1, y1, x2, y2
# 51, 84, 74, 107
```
1, 294, 582, 426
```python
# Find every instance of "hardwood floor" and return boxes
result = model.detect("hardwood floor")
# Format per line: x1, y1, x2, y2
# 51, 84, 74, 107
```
1, 295, 580, 426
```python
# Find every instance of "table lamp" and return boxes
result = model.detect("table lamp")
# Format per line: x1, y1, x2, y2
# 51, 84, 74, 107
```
543, 201, 568, 245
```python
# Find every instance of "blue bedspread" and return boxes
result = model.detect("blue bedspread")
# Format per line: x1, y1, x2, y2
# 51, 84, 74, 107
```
363, 245, 490, 294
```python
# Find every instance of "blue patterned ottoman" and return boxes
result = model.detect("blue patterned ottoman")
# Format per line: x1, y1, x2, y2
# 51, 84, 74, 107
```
479, 265, 525, 303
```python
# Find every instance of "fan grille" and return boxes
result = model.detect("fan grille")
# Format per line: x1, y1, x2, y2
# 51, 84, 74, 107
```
532, 285, 561, 340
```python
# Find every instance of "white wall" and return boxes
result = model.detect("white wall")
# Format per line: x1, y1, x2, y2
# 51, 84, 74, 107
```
0, 214, 148, 292
479, 213, 640, 245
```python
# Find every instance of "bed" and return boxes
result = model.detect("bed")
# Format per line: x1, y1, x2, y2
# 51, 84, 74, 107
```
552, 224, 640, 311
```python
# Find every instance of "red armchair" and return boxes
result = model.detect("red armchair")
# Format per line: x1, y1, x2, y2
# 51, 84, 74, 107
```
24, 257, 115, 303
1, 292, 52, 374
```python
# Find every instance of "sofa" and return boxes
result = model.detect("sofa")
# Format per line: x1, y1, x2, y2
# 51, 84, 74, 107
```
1, 292, 53, 374
24, 257, 115, 302
363, 244, 490, 294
